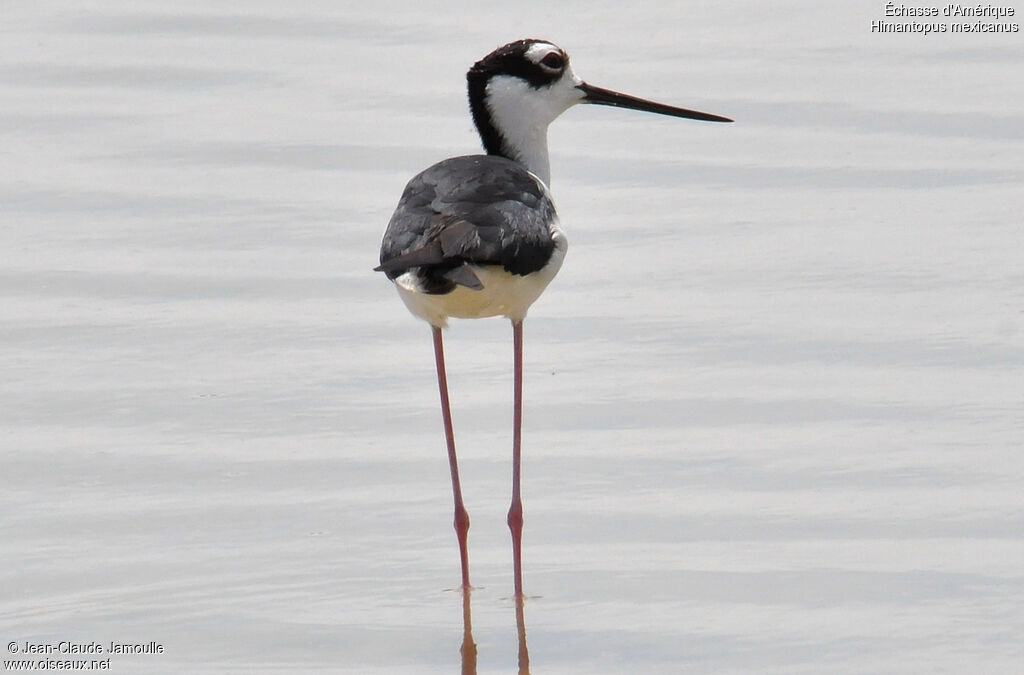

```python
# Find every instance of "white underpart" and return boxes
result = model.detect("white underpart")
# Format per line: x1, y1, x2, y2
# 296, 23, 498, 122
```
395, 225, 567, 328
484, 67, 585, 187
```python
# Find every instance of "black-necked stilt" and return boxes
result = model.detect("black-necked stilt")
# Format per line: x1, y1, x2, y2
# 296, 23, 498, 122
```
375, 38, 731, 596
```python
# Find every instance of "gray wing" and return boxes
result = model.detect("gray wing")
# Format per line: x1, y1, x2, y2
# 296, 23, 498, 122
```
375, 155, 557, 294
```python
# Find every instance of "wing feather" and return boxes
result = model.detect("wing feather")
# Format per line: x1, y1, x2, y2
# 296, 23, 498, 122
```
377, 155, 557, 294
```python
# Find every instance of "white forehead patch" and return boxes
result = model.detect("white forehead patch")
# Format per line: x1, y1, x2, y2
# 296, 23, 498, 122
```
525, 42, 561, 63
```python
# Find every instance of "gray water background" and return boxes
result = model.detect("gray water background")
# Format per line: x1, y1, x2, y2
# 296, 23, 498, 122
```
2, 2, 1022, 673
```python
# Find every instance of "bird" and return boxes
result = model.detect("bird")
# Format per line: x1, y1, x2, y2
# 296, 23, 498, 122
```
375, 38, 731, 597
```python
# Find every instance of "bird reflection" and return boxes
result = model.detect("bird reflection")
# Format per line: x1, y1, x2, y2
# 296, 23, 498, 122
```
460, 589, 477, 675
514, 595, 530, 674
458, 590, 531, 675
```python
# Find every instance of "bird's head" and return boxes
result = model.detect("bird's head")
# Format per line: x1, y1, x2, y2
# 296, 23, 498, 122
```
466, 38, 732, 184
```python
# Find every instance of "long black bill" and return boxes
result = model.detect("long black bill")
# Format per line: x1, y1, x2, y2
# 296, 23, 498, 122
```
578, 82, 732, 123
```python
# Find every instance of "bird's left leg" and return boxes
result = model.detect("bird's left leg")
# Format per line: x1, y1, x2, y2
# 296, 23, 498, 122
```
432, 325, 471, 590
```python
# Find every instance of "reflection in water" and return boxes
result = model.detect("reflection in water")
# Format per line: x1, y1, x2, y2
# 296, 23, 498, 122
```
460, 589, 477, 675
458, 590, 530, 675
515, 595, 530, 675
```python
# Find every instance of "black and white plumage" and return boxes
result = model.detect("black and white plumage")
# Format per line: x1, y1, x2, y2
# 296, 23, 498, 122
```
374, 38, 731, 597
376, 154, 564, 326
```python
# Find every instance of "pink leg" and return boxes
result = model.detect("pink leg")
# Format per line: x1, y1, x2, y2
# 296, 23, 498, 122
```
508, 320, 525, 597
433, 325, 471, 590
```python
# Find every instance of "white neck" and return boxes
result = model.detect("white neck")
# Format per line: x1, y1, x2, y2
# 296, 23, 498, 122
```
484, 74, 581, 186
501, 124, 551, 186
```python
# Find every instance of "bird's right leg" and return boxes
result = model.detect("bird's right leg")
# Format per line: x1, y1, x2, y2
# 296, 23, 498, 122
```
432, 325, 471, 589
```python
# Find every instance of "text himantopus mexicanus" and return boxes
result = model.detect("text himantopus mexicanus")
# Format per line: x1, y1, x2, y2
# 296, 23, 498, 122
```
376, 38, 731, 596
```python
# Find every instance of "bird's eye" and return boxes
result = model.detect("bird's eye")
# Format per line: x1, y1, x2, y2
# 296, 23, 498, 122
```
540, 52, 564, 70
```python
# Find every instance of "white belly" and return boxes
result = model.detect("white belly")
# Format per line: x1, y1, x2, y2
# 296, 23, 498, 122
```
395, 230, 567, 327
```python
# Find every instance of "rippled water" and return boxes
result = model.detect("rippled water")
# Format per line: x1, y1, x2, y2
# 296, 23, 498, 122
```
2, 2, 1022, 673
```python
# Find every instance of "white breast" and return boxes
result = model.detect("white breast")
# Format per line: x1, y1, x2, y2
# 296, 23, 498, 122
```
395, 228, 567, 328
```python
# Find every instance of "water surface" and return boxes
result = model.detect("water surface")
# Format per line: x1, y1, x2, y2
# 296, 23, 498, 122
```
2, 2, 1022, 673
